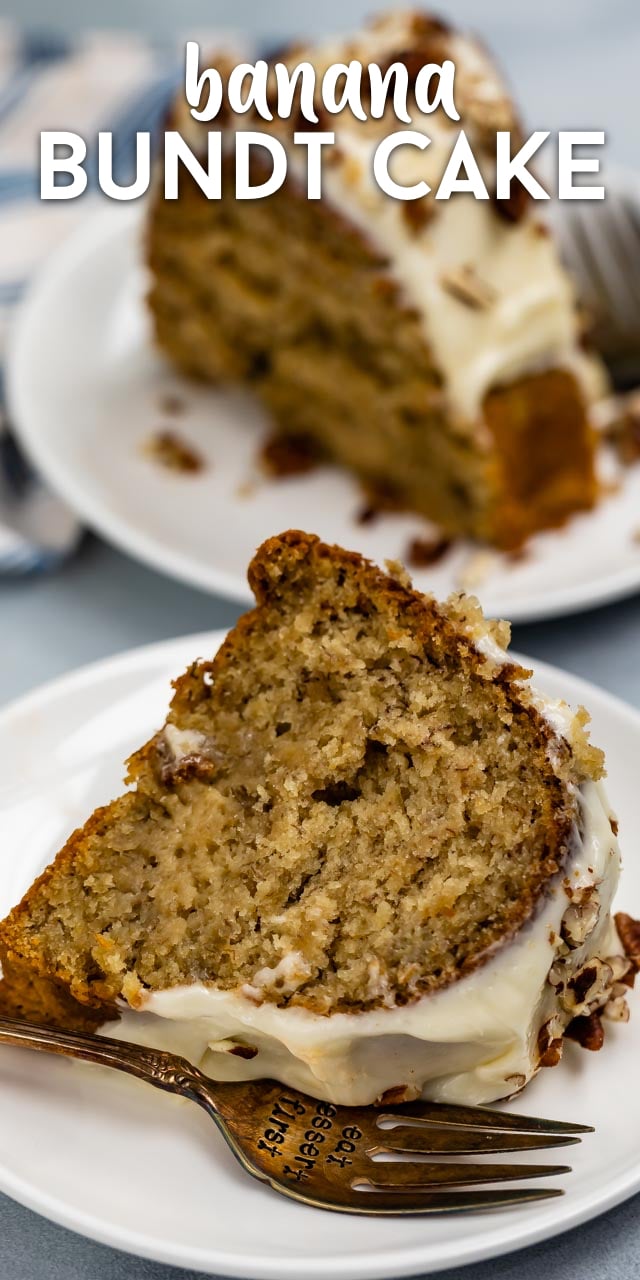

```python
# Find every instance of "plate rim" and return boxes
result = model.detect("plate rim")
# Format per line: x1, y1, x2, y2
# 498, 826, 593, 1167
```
7, 206, 640, 623
1, 632, 640, 1277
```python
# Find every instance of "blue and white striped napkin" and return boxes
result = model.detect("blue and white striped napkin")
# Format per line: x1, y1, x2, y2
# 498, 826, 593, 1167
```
0, 24, 180, 574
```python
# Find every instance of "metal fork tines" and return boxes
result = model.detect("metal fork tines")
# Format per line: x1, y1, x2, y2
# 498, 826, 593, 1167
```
552, 182, 640, 387
0, 1017, 592, 1215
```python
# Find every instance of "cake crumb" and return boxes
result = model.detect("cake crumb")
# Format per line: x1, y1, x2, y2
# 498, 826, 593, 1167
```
384, 558, 412, 588
143, 430, 204, 474
601, 390, 640, 466
261, 432, 321, 477
356, 503, 379, 526
406, 535, 452, 568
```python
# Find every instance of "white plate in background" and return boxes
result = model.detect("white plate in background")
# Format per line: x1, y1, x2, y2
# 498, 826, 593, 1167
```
7, 206, 640, 622
0, 631, 640, 1277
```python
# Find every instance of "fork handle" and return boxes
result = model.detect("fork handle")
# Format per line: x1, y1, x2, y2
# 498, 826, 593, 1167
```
0, 1014, 223, 1110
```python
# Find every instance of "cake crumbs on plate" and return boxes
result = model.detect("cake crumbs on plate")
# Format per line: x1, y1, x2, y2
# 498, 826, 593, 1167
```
143, 430, 205, 474
260, 432, 322, 477
405, 535, 453, 568
601, 390, 640, 466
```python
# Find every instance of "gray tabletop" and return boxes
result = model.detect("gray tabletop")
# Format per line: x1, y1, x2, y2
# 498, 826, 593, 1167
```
2, 0, 640, 1275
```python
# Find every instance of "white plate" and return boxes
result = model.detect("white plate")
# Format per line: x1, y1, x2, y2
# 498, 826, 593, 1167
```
1, 631, 640, 1278
7, 207, 640, 623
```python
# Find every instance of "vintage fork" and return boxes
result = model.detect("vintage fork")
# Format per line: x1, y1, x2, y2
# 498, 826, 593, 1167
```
0, 1016, 592, 1215
552, 174, 640, 389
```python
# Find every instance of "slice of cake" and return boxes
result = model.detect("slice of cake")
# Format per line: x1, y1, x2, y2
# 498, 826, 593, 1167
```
148, 10, 605, 551
0, 532, 633, 1105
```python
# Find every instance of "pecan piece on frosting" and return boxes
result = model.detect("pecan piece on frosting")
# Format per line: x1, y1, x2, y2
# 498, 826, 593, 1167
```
228, 1043, 259, 1060
403, 199, 436, 234
603, 995, 630, 1023
565, 958, 613, 1013
440, 266, 497, 310
376, 1084, 420, 1106
615, 912, 640, 984
565, 1010, 605, 1051
561, 895, 600, 948
537, 1022, 563, 1068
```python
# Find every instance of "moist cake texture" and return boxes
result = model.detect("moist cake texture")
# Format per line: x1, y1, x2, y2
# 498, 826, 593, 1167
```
0, 532, 631, 1103
148, 10, 604, 550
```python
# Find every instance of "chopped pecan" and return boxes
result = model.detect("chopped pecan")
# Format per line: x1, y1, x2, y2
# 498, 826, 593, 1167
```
565, 1011, 605, 1050
539, 1038, 563, 1068
565, 958, 613, 1014
144, 430, 204, 475
160, 753, 218, 786
376, 1084, 419, 1106
561, 895, 600, 948
563, 881, 598, 905
157, 725, 223, 788
261, 432, 322, 477
567, 964, 599, 1006
603, 996, 630, 1023
441, 266, 497, 310
608, 955, 633, 983
405, 535, 452, 568
615, 912, 640, 973
228, 1043, 259, 1060
537, 1021, 563, 1068
403, 199, 436, 233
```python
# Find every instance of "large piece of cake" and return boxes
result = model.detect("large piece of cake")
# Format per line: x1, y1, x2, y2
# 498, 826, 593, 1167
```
148, 11, 604, 550
0, 532, 633, 1105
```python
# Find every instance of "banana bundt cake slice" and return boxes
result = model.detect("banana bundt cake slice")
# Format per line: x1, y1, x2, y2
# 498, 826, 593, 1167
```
0, 532, 631, 1103
149, 10, 605, 550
